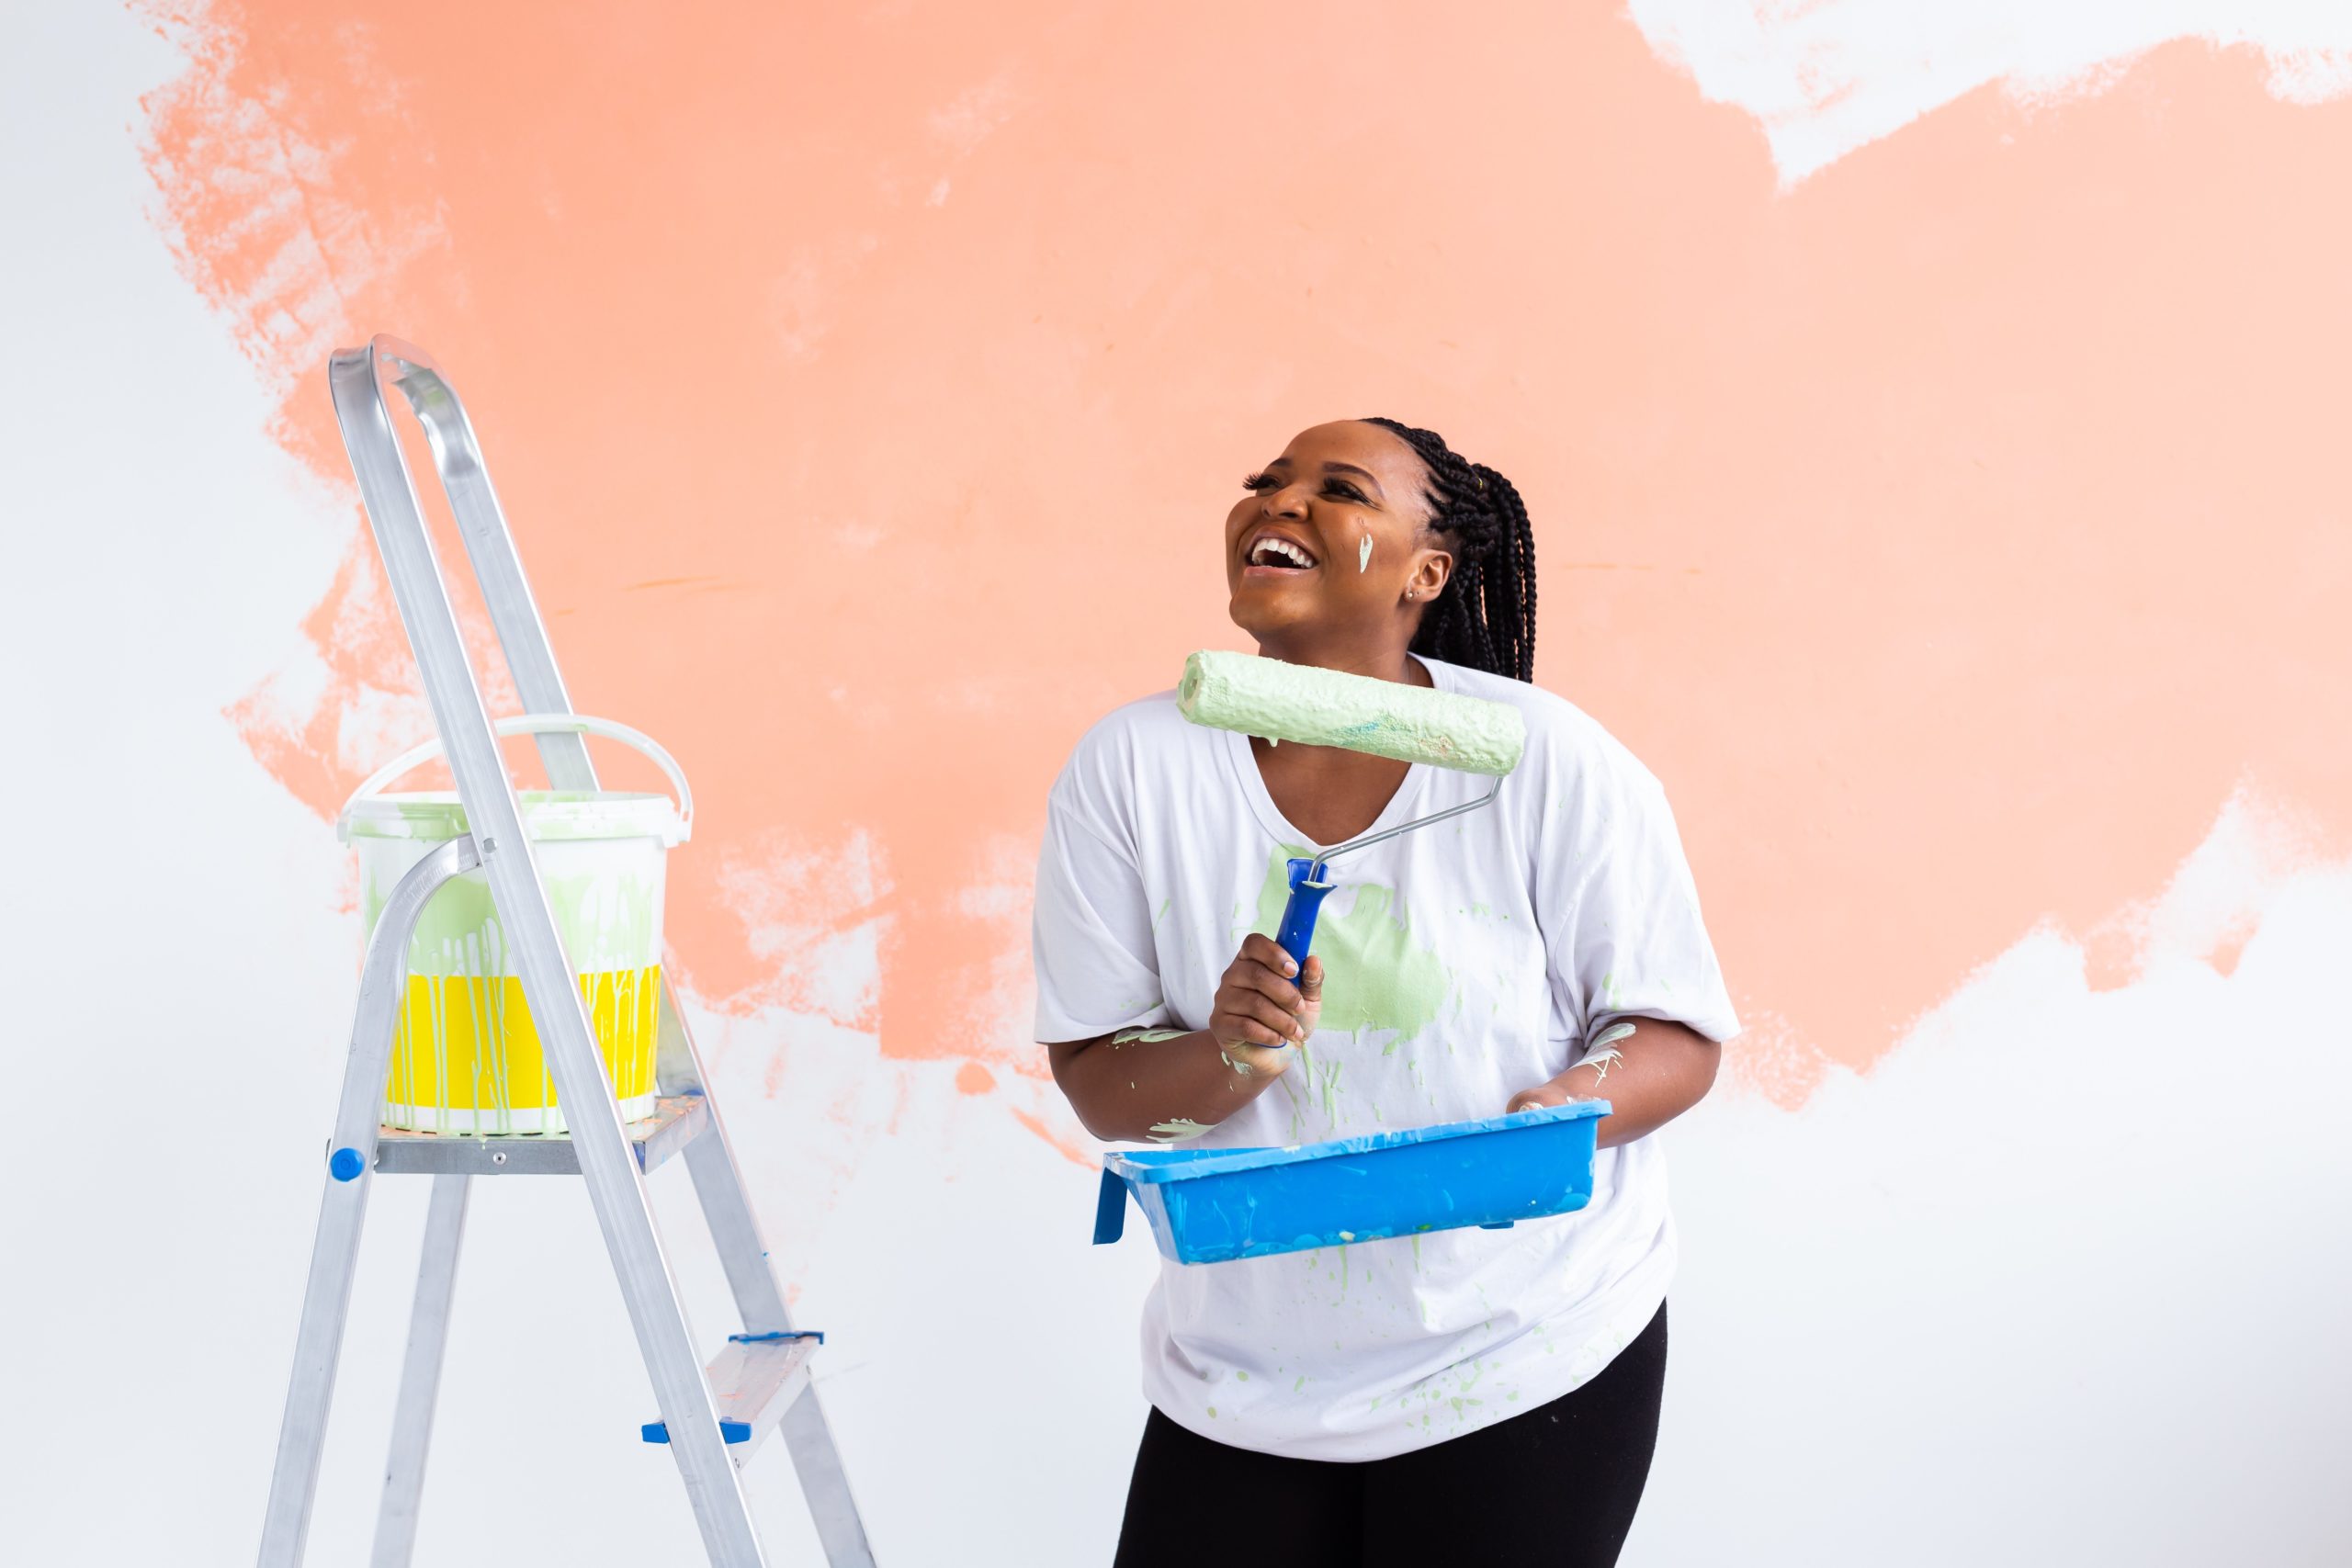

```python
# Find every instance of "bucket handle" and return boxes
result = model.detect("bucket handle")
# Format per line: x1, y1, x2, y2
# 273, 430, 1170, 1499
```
338, 714, 694, 839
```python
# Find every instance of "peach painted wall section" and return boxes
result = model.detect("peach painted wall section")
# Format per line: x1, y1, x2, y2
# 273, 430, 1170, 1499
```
140, 1, 2352, 1125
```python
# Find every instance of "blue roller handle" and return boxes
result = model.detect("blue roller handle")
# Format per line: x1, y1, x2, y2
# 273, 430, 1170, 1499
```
1274, 857, 1337, 969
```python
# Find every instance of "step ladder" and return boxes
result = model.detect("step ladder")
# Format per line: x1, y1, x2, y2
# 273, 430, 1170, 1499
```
257, 336, 876, 1568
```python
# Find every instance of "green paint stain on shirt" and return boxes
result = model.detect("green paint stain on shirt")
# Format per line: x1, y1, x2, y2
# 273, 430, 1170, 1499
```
1300, 1043, 1344, 1122
1252, 845, 1451, 1045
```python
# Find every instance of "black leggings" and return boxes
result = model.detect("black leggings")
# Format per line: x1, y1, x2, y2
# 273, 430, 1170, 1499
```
1112, 1303, 1666, 1568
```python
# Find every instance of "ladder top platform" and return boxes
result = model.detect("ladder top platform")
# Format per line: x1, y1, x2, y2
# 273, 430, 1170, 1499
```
373, 1093, 711, 1178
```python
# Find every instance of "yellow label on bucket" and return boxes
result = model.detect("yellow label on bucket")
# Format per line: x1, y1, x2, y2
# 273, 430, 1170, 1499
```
384, 964, 662, 1132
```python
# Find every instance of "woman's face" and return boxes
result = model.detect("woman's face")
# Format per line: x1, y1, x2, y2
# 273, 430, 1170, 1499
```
1224, 421, 1452, 653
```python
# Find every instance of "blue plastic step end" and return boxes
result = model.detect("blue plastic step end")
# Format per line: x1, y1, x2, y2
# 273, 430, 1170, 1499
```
641, 1419, 753, 1444
328, 1147, 366, 1182
729, 1329, 824, 1346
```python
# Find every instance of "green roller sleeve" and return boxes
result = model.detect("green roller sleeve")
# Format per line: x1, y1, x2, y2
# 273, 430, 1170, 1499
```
1178, 650, 1526, 776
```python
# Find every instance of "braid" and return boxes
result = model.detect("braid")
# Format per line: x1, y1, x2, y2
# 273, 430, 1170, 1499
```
1359, 417, 1539, 681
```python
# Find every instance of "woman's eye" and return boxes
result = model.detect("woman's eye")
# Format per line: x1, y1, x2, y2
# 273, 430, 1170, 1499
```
1242, 472, 1274, 491
1324, 481, 1364, 502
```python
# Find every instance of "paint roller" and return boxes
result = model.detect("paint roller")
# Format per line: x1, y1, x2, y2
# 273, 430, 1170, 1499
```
1178, 649, 1528, 969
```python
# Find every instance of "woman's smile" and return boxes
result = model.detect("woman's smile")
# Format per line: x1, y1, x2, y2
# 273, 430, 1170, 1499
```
1240, 526, 1321, 577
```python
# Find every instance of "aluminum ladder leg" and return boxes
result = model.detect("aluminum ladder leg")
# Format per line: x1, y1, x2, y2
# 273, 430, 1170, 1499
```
370, 1169, 467, 1566
257, 836, 479, 1565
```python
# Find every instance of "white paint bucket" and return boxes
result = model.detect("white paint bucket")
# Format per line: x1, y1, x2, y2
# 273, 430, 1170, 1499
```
336, 716, 692, 1134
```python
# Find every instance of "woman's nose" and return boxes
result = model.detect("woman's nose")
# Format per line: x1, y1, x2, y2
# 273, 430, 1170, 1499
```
1261, 484, 1309, 520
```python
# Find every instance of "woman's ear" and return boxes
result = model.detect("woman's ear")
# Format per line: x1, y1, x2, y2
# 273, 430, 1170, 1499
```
1405, 547, 1452, 604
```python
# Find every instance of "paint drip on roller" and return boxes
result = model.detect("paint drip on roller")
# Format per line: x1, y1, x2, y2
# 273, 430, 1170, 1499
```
1178, 650, 1527, 774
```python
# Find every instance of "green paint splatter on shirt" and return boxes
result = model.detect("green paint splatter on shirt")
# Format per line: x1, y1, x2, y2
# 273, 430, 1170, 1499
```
1251, 845, 1451, 1046
1296, 1041, 1344, 1122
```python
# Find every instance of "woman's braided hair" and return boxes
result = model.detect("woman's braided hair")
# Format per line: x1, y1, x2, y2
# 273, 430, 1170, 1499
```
1360, 417, 1538, 682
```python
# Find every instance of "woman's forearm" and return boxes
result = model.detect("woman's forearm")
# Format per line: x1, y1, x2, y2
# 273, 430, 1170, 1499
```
1046, 1028, 1286, 1144
1055, 1015, 1718, 1146
1507, 1018, 1722, 1147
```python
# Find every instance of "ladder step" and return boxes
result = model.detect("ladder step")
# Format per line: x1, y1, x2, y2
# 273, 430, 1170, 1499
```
639, 1331, 822, 1467
371, 1092, 712, 1177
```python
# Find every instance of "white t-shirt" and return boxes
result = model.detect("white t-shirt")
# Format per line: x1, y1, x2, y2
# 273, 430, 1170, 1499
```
1032, 654, 1739, 1461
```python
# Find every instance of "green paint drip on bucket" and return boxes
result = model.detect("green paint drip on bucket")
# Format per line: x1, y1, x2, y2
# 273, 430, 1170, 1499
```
344, 785, 687, 1135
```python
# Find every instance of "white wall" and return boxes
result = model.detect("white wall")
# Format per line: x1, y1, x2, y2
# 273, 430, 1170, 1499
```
3, 6, 2346, 1564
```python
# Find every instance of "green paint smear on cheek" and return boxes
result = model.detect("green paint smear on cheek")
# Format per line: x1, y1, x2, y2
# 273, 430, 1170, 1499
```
1252, 846, 1450, 1045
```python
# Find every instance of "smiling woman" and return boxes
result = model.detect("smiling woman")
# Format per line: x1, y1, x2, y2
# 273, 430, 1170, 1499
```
1031, 418, 1740, 1568
1229, 418, 1538, 684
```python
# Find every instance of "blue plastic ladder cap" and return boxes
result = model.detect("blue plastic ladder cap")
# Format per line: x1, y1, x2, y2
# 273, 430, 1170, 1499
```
721, 1420, 752, 1443
641, 1422, 669, 1444
328, 1147, 366, 1182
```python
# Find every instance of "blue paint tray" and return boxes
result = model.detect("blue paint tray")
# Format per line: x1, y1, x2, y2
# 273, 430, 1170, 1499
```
1092, 1100, 1611, 1265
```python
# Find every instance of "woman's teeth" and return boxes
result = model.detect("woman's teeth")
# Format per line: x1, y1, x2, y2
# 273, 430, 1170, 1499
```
1249, 536, 1317, 569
